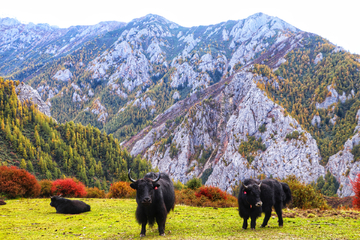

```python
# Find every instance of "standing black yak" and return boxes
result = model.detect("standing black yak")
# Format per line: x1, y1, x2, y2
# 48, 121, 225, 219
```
50, 196, 90, 214
238, 178, 292, 229
128, 169, 175, 237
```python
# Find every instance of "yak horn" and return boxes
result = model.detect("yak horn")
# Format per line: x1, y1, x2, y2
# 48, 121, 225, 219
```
242, 182, 248, 189
152, 173, 161, 183
128, 169, 136, 183
258, 181, 262, 188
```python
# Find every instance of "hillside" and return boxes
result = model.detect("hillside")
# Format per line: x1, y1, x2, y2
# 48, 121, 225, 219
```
1, 13, 360, 196
0, 79, 152, 189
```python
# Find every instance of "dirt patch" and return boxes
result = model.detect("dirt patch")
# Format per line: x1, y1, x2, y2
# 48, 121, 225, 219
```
324, 196, 353, 209
281, 208, 359, 219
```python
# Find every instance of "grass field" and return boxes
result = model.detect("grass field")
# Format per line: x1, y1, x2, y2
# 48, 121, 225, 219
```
0, 198, 359, 239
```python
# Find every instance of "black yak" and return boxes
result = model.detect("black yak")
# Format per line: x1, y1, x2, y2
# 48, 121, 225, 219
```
128, 169, 175, 237
50, 196, 90, 214
238, 178, 292, 229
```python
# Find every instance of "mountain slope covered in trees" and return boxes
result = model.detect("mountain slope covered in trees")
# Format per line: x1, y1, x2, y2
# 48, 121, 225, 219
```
0, 79, 152, 189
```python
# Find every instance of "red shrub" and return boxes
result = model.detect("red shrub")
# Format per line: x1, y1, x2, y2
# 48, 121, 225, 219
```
39, 180, 53, 197
85, 187, 105, 198
107, 181, 135, 198
350, 173, 360, 209
51, 178, 87, 197
195, 186, 228, 201
176, 188, 237, 208
0, 165, 41, 199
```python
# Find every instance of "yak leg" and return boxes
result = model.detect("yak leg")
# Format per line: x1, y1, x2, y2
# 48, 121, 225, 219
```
157, 219, 166, 236
156, 210, 167, 236
140, 223, 146, 237
260, 210, 272, 228
274, 204, 284, 227
242, 216, 249, 229
250, 216, 257, 229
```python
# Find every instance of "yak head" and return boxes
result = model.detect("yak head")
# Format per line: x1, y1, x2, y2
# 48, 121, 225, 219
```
50, 195, 63, 208
128, 169, 161, 206
241, 181, 263, 208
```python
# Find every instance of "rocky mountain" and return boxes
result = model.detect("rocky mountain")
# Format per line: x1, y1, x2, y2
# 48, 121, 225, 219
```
1, 13, 360, 196
0, 17, 124, 76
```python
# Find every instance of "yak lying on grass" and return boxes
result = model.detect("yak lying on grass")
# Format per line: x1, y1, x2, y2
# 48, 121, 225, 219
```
50, 196, 90, 214
238, 178, 292, 229
129, 169, 175, 237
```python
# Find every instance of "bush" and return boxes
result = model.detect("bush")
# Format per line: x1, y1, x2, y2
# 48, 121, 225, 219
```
350, 173, 360, 209
238, 135, 266, 158
286, 130, 300, 140
195, 186, 228, 201
51, 178, 87, 197
282, 175, 329, 209
107, 181, 135, 198
173, 179, 185, 190
0, 166, 41, 199
85, 187, 105, 198
186, 177, 202, 190
259, 124, 266, 133
175, 187, 237, 208
39, 180, 53, 197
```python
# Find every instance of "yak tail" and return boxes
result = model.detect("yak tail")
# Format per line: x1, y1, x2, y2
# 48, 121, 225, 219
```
281, 182, 292, 206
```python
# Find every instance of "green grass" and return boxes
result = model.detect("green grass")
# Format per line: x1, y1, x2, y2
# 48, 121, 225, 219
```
0, 199, 359, 239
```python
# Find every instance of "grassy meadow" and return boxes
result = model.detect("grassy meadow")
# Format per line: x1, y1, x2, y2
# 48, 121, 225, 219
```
0, 198, 359, 239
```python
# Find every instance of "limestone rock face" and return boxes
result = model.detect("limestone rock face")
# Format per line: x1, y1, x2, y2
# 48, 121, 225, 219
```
138, 71, 325, 193
53, 69, 73, 82
15, 83, 51, 117
326, 120, 360, 197
91, 99, 108, 123
316, 85, 354, 109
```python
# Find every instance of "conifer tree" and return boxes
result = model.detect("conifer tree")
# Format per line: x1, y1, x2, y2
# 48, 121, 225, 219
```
27, 160, 34, 172
20, 159, 27, 169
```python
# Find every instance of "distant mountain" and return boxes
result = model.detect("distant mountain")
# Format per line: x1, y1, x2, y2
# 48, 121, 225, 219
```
1, 13, 359, 196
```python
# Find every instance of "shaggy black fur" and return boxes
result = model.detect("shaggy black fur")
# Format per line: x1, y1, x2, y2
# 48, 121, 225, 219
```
130, 172, 175, 237
50, 196, 90, 214
238, 178, 292, 229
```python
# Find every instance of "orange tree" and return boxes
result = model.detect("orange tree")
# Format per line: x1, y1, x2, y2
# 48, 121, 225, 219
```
0, 165, 41, 198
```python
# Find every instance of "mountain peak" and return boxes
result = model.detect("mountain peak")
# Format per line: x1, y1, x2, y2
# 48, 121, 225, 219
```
0, 17, 21, 26
244, 12, 299, 32
128, 13, 179, 28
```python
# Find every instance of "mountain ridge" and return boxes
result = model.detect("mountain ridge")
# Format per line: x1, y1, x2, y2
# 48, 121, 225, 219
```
1, 12, 359, 197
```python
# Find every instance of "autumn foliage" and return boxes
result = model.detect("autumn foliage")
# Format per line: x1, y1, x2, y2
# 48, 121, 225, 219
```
282, 175, 329, 210
0, 166, 41, 198
195, 186, 228, 201
85, 187, 105, 198
39, 180, 53, 197
176, 186, 237, 208
350, 173, 360, 209
51, 178, 87, 197
107, 181, 136, 198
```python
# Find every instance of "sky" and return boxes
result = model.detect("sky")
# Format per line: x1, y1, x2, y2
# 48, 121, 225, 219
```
1, 0, 359, 54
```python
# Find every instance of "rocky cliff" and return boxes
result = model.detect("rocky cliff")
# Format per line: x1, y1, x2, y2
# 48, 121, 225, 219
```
326, 109, 360, 197
136, 70, 325, 193
15, 82, 51, 117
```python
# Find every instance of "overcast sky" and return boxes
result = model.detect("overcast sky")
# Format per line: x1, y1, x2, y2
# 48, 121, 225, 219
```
1, 0, 359, 54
